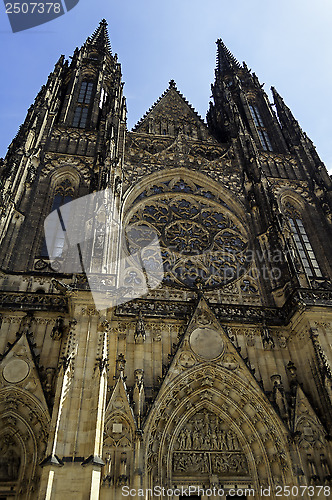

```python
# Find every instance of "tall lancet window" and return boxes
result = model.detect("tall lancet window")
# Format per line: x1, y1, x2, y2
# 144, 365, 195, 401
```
286, 206, 323, 278
72, 81, 94, 128
40, 180, 74, 258
249, 104, 273, 152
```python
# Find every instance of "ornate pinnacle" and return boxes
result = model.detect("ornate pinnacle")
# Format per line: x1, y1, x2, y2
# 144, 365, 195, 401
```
216, 38, 241, 74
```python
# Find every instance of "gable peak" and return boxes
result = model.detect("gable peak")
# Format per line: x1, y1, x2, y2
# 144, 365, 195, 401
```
132, 81, 207, 135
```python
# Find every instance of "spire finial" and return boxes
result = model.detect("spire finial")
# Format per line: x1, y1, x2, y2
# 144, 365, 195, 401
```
169, 79, 176, 89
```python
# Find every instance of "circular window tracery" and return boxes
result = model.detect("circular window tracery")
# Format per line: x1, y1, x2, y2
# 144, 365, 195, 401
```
126, 192, 249, 289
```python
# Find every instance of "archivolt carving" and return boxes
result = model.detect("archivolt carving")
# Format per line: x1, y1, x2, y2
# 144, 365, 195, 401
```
0, 387, 50, 496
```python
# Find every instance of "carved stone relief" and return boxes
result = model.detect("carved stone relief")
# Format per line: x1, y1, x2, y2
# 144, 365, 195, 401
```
104, 415, 133, 449
172, 410, 249, 477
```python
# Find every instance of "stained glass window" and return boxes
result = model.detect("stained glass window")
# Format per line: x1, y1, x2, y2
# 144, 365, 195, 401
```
288, 217, 323, 278
72, 81, 94, 128
126, 189, 249, 289
40, 181, 74, 258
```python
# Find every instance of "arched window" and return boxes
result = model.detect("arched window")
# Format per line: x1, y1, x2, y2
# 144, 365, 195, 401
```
72, 81, 94, 128
248, 104, 273, 152
285, 204, 323, 278
40, 179, 74, 258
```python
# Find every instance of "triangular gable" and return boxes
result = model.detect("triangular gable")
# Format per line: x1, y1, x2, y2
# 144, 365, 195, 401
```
0, 334, 49, 416
133, 81, 214, 141
105, 375, 136, 427
293, 385, 327, 450
152, 296, 267, 401
103, 375, 137, 449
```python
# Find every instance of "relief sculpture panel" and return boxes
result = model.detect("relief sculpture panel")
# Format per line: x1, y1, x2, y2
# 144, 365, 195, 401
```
172, 410, 249, 477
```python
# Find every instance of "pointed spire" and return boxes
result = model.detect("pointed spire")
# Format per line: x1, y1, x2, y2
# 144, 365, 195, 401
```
216, 39, 241, 74
272, 87, 297, 124
271, 86, 304, 144
87, 19, 112, 54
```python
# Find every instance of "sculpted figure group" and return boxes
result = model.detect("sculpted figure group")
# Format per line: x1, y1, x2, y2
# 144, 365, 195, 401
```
173, 411, 249, 476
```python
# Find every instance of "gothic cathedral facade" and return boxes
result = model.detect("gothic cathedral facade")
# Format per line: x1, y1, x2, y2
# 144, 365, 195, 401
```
0, 20, 332, 500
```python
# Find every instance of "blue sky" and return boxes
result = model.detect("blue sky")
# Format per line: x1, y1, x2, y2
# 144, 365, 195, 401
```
1, 0, 332, 172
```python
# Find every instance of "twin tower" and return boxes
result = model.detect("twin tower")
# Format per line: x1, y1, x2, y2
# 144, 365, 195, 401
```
0, 20, 332, 500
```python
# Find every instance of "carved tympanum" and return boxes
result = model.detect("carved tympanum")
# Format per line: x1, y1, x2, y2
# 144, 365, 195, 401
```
172, 410, 249, 476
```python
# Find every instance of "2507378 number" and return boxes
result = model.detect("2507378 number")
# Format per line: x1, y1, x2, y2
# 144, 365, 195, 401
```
5, 3, 61, 14
276, 485, 331, 496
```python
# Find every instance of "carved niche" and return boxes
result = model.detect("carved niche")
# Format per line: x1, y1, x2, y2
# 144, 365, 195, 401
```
172, 410, 249, 478
102, 414, 133, 487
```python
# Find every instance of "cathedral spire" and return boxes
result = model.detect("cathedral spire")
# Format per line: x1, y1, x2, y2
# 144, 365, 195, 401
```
86, 19, 112, 54
216, 38, 241, 74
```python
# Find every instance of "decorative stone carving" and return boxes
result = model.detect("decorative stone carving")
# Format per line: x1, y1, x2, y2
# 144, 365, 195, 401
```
50, 316, 65, 340
172, 410, 248, 476
134, 311, 146, 343
126, 190, 249, 289
261, 324, 275, 350
178, 351, 196, 368
116, 354, 126, 378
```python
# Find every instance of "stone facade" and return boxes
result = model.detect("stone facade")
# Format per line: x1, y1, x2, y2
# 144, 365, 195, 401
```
0, 20, 332, 500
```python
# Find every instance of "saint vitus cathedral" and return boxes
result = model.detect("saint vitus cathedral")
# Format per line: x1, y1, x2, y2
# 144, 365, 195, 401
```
0, 18, 332, 500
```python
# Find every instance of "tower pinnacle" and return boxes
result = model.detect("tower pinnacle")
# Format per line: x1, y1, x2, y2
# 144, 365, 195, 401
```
216, 38, 241, 74
86, 19, 112, 53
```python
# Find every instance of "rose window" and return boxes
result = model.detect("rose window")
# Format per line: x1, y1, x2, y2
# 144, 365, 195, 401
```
125, 194, 249, 288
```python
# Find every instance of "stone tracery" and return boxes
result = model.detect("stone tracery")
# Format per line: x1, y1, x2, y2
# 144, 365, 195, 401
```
126, 178, 249, 288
